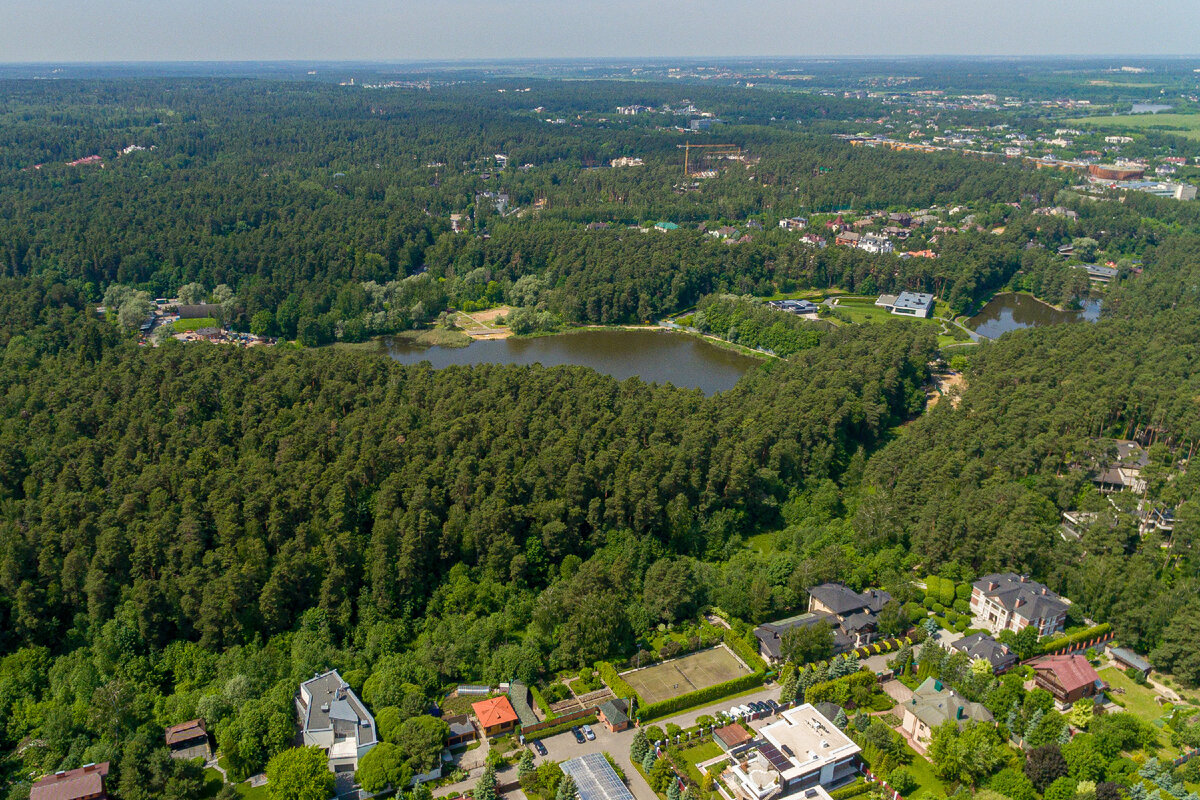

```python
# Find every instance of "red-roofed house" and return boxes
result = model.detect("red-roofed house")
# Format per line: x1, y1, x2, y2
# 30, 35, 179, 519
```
30, 762, 109, 800
165, 719, 210, 760
472, 696, 519, 737
1031, 655, 1104, 708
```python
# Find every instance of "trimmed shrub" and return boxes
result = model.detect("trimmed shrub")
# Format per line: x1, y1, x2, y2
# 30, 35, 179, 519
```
597, 662, 640, 705
806, 670, 877, 707
723, 629, 767, 672
1037, 624, 1112, 656
830, 781, 873, 800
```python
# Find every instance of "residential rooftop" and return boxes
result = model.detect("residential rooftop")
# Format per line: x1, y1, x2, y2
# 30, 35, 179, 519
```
758, 703, 861, 782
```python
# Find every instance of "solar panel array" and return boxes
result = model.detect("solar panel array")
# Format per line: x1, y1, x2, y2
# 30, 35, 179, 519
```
756, 741, 792, 772
561, 752, 636, 800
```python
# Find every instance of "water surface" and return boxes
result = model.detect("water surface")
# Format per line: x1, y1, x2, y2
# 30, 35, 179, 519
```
969, 293, 1100, 339
383, 328, 760, 395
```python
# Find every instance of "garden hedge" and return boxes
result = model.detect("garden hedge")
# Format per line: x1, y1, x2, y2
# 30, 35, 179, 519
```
1037, 623, 1112, 655
830, 780, 873, 800
723, 629, 767, 672
597, 661, 641, 705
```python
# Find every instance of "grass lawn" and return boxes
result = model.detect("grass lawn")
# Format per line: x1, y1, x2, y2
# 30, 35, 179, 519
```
234, 782, 269, 800
677, 741, 724, 785
173, 316, 219, 332
743, 531, 785, 554
902, 747, 948, 800
1066, 113, 1200, 141
1099, 667, 1171, 723
200, 769, 226, 799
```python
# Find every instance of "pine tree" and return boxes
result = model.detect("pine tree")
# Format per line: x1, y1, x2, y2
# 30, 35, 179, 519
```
631, 730, 650, 763
833, 709, 848, 729
477, 765, 498, 800
642, 750, 657, 774
667, 779, 682, 800
519, 750, 535, 777
557, 775, 578, 800
1024, 709, 1044, 743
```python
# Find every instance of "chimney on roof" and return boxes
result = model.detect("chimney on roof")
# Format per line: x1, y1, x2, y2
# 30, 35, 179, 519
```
83, 764, 96, 772
957, 706, 964, 720
988, 581, 997, 591
1015, 598, 1024, 609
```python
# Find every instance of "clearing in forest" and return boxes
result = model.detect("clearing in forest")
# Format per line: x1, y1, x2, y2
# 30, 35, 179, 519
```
454, 305, 513, 339
621, 645, 750, 705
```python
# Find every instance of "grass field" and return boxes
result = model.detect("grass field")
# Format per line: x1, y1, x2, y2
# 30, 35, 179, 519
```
1099, 667, 1172, 723
677, 741, 725, 784
173, 316, 219, 332
1068, 113, 1200, 141
622, 646, 750, 705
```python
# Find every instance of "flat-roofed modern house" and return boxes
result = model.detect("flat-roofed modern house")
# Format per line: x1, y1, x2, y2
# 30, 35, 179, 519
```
722, 704, 860, 800
900, 678, 993, 754
297, 670, 377, 774
969, 573, 1068, 637
874, 291, 934, 318
30, 763, 110, 800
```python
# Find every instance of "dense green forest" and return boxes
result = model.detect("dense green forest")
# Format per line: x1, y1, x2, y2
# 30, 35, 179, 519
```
4, 70, 1200, 800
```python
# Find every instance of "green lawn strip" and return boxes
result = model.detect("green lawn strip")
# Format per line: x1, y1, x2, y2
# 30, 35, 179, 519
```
234, 782, 270, 800
1066, 113, 1200, 141
200, 769, 226, 799
173, 317, 220, 332
1098, 666, 1171, 723
901, 746, 948, 800
677, 741, 724, 785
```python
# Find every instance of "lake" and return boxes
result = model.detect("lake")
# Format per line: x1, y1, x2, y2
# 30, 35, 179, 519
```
969, 293, 1101, 339
1131, 103, 1173, 114
381, 328, 761, 395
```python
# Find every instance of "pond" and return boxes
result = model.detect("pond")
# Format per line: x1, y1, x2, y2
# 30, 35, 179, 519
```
381, 328, 761, 395
969, 293, 1101, 339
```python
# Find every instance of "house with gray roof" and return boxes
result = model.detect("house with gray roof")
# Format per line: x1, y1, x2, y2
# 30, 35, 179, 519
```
754, 584, 892, 664
969, 574, 1068, 637
951, 632, 1018, 673
297, 670, 377, 775
900, 678, 993, 754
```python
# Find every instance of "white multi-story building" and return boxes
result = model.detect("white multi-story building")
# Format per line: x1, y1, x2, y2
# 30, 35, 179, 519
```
297, 670, 377, 775
722, 705, 860, 800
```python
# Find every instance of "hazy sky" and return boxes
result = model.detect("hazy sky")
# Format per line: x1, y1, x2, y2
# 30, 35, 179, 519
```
2, 0, 1198, 62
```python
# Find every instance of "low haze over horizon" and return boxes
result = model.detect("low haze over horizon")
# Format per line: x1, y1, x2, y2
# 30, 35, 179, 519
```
2, 0, 1199, 63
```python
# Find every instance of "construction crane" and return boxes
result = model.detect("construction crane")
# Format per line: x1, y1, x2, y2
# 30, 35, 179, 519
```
676, 141, 742, 176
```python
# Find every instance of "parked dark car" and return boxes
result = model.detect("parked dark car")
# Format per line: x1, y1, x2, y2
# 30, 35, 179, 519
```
767, 699, 781, 712
572, 726, 586, 744
532, 740, 548, 756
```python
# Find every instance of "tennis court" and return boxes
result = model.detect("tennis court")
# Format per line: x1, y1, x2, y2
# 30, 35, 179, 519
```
621, 645, 750, 705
